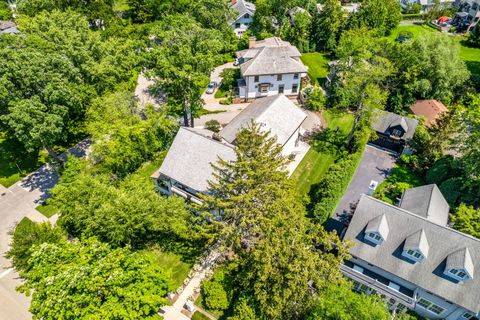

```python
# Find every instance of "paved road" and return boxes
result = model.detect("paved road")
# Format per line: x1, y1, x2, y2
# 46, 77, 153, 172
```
325, 145, 397, 236
0, 139, 91, 320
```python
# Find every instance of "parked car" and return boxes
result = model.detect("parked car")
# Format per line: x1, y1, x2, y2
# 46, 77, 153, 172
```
206, 81, 217, 94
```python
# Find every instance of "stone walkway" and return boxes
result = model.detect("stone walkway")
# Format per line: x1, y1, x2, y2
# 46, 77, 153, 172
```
0, 139, 92, 320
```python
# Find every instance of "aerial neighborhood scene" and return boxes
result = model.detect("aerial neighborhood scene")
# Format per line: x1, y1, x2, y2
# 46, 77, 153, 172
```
1, 0, 480, 319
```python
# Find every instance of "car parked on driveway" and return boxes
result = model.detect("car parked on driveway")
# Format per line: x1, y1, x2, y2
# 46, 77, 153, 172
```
206, 81, 217, 94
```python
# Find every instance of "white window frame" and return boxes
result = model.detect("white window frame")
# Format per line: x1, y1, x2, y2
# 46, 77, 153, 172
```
292, 83, 298, 93
416, 298, 445, 316
365, 232, 383, 244
447, 268, 469, 281
461, 312, 474, 320
403, 249, 424, 262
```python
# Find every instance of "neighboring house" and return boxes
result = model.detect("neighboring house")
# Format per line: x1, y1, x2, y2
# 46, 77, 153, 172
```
230, 0, 256, 37
342, 184, 480, 320
236, 37, 308, 100
409, 99, 448, 127
0, 20, 18, 34
454, 0, 480, 32
399, 0, 455, 12
287, 6, 310, 25
370, 110, 418, 154
316, 2, 361, 14
151, 94, 308, 203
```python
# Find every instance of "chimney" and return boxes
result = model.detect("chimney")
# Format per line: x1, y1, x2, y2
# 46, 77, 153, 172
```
231, 0, 237, 5
248, 36, 256, 49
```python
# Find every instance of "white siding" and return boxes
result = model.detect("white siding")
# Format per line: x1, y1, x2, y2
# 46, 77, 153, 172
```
240, 73, 305, 99
232, 14, 254, 37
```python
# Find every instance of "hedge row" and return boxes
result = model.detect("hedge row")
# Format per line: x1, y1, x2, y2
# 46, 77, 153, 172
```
309, 132, 369, 224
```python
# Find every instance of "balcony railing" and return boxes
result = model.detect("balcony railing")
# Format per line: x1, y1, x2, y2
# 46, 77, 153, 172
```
340, 264, 416, 308
171, 185, 203, 205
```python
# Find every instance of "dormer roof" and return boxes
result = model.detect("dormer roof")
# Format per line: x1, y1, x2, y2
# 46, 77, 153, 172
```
446, 248, 474, 279
231, 0, 256, 21
390, 116, 409, 132
371, 109, 418, 140
365, 214, 389, 241
404, 229, 429, 258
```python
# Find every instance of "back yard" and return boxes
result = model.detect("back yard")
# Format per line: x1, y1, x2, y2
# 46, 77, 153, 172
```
300, 52, 332, 85
291, 110, 354, 195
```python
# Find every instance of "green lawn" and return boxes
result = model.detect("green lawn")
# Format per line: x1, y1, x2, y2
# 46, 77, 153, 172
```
151, 248, 192, 288
36, 202, 58, 218
300, 52, 332, 85
0, 132, 49, 187
291, 111, 354, 195
192, 312, 210, 320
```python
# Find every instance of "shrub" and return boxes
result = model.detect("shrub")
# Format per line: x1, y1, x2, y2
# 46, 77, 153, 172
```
439, 177, 463, 206
202, 270, 230, 311
304, 86, 326, 111
205, 120, 221, 133
425, 156, 455, 185
219, 96, 233, 105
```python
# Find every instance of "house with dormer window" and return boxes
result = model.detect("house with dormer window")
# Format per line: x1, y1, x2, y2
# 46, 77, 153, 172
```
342, 184, 480, 320
230, 0, 256, 37
370, 109, 418, 154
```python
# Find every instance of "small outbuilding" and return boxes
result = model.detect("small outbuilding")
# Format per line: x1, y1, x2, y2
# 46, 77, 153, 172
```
409, 99, 448, 128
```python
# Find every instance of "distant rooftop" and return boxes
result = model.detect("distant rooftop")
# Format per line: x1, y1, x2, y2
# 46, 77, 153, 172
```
409, 100, 448, 127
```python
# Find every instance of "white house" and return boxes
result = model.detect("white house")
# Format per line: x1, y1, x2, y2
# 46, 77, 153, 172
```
151, 94, 308, 203
236, 37, 308, 100
399, 0, 455, 12
342, 184, 480, 320
230, 0, 256, 37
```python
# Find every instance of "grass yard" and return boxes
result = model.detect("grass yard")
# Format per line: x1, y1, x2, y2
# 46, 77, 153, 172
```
151, 248, 192, 288
192, 312, 210, 320
291, 111, 354, 195
0, 132, 49, 187
300, 52, 332, 85
36, 202, 58, 218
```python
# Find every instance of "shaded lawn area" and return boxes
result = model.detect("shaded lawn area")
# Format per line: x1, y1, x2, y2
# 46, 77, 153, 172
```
36, 202, 58, 218
151, 248, 192, 288
300, 52, 332, 85
291, 111, 354, 195
0, 132, 49, 187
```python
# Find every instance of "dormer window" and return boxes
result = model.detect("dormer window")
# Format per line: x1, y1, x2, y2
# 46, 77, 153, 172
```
364, 214, 389, 245
445, 248, 474, 282
402, 229, 429, 263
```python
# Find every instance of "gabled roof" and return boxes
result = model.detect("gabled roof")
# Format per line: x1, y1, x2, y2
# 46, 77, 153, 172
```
237, 37, 307, 76
446, 248, 474, 279
344, 194, 480, 313
155, 128, 235, 193
404, 229, 429, 258
231, 0, 256, 21
371, 109, 418, 140
409, 100, 448, 128
365, 214, 389, 240
399, 184, 450, 226
220, 94, 307, 146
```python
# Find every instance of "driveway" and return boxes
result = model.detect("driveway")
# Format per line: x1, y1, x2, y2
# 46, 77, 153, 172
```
202, 62, 237, 110
325, 145, 397, 236
0, 139, 91, 320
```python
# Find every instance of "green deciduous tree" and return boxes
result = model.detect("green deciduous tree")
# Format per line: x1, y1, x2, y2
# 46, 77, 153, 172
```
310, 0, 345, 51
19, 238, 172, 320
6, 218, 65, 272
347, 0, 402, 35
451, 204, 480, 238
51, 158, 195, 249
306, 283, 390, 320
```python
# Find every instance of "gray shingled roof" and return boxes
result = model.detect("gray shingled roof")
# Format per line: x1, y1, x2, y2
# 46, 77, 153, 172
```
219, 94, 307, 145
365, 214, 389, 240
238, 37, 307, 76
344, 195, 480, 313
371, 110, 418, 140
156, 128, 235, 193
399, 184, 450, 226
231, 0, 256, 21
446, 248, 474, 279
404, 229, 429, 258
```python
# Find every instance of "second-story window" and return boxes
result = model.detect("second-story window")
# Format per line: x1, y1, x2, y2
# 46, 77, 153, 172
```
277, 74, 282, 81
254, 75, 259, 82
293, 73, 299, 79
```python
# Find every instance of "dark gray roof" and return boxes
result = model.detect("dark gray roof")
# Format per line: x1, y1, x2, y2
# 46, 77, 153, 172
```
238, 37, 307, 76
399, 184, 450, 226
231, 0, 256, 21
344, 194, 480, 313
156, 128, 235, 193
220, 94, 307, 145
371, 110, 418, 140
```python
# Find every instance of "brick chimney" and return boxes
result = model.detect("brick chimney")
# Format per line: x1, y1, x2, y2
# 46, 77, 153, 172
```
248, 36, 256, 49
231, 0, 237, 5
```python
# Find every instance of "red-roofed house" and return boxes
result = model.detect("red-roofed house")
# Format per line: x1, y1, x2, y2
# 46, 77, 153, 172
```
409, 100, 448, 127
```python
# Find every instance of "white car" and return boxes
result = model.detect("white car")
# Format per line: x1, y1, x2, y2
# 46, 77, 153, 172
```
206, 81, 217, 94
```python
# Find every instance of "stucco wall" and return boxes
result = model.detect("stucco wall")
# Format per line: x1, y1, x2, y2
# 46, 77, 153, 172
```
242, 73, 304, 99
